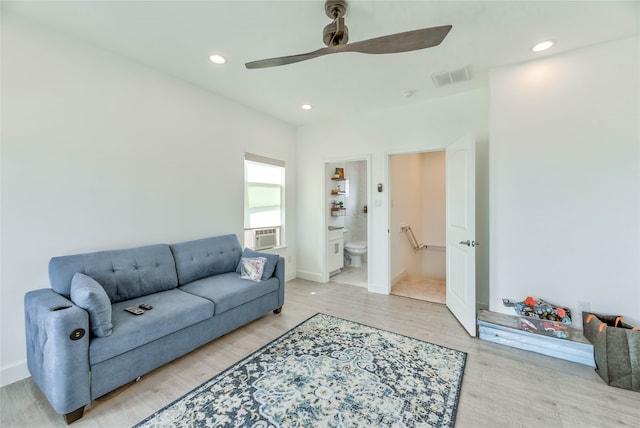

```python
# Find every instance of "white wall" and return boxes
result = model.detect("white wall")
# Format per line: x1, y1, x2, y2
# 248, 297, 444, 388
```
390, 154, 424, 282
420, 151, 446, 280
295, 89, 490, 295
489, 36, 640, 327
0, 14, 297, 386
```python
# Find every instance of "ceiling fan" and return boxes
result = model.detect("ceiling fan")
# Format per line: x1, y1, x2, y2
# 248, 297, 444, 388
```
245, 0, 452, 69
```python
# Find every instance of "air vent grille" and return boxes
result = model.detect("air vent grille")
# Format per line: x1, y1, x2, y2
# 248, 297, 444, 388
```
431, 66, 472, 88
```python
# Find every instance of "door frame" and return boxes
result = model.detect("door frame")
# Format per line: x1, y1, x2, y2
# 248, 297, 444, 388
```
322, 154, 372, 286
385, 145, 446, 294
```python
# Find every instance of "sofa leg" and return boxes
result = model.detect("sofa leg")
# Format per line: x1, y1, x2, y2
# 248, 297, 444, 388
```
273, 307, 282, 314
63, 406, 85, 425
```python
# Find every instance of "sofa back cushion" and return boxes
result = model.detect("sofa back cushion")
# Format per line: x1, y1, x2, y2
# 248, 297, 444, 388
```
49, 244, 178, 303
170, 234, 242, 285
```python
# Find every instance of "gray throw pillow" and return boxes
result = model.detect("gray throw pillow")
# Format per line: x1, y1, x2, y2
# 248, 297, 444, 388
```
235, 248, 279, 280
70, 272, 113, 337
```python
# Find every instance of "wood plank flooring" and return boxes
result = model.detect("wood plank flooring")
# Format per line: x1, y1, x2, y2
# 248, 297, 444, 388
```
2, 279, 639, 427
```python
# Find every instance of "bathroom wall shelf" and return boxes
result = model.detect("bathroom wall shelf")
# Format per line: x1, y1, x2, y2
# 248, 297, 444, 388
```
331, 208, 346, 216
331, 178, 346, 181
331, 190, 346, 195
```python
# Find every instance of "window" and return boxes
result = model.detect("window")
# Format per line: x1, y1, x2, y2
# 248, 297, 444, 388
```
244, 153, 285, 249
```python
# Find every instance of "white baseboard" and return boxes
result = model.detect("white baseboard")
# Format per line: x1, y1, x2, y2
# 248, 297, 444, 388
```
295, 271, 325, 283
285, 271, 297, 282
391, 270, 407, 286
1, 360, 29, 388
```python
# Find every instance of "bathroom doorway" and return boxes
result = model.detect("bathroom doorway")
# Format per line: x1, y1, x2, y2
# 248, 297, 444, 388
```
389, 151, 446, 304
325, 158, 370, 289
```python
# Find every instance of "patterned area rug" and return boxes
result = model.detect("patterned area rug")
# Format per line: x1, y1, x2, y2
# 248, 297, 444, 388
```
135, 313, 466, 427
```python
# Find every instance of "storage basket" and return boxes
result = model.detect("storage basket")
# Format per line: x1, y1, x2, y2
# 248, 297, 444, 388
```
582, 312, 639, 392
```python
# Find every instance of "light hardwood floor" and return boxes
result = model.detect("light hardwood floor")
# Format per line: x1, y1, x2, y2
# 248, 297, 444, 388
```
2, 279, 638, 427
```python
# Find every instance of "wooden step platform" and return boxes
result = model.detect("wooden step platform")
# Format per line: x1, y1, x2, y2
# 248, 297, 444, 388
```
477, 310, 595, 367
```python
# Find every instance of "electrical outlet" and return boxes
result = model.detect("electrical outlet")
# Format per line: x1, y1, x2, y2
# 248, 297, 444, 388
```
577, 301, 591, 323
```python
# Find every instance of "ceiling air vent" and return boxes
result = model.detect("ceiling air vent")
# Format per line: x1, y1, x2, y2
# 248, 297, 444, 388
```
431, 66, 472, 88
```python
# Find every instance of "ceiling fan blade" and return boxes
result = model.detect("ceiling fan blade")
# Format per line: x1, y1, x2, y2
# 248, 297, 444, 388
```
245, 25, 452, 69
343, 25, 452, 54
245, 47, 339, 69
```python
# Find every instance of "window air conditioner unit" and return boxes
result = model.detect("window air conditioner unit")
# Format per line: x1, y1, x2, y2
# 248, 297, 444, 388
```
253, 228, 277, 250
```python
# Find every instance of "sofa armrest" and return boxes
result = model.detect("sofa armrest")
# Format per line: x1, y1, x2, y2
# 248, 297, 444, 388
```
24, 289, 91, 415
273, 257, 285, 308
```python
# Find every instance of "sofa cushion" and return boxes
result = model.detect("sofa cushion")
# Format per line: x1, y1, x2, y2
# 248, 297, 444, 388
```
89, 289, 214, 364
235, 248, 280, 280
70, 273, 113, 337
170, 235, 242, 285
49, 244, 178, 303
180, 272, 279, 315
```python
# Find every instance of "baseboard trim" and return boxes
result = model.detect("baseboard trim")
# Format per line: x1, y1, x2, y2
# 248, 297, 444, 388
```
296, 271, 324, 283
391, 270, 407, 287
1, 360, 29, 388
285, 271, 297, 282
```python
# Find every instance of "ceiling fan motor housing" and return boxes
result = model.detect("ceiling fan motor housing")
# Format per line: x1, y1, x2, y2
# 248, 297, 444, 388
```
323, 18, 349, 46
323, 1, 349, 46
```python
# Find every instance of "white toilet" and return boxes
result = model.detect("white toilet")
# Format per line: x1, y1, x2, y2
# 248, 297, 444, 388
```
344, 241, 367, 267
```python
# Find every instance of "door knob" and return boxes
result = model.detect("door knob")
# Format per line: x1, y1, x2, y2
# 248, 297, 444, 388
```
459, 240, 471, 246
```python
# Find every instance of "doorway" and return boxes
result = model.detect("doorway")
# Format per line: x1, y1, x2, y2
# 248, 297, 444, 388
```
389, 151, 446, 304
387, 134, 477, 337
325, 158, 370, 289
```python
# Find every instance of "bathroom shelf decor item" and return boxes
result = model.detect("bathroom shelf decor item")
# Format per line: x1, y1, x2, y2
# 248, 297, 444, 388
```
331, 208, 346, 216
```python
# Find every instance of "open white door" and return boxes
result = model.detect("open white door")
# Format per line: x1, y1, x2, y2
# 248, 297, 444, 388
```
446, 134, 477, 336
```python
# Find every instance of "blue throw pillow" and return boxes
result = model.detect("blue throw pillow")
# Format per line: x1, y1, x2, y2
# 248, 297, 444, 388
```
70, 272, 113, 337
235, 248, 279, 280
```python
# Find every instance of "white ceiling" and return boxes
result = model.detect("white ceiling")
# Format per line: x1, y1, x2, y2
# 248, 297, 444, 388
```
4, 1, 639, 127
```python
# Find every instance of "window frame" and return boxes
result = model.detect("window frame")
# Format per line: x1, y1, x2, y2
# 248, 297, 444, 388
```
243, 153, 285, 249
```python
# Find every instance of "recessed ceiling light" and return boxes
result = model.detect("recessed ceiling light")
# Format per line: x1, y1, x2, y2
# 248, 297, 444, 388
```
531, 40, 555, 52
209, 54, 226, 64
301, 104, 313, 110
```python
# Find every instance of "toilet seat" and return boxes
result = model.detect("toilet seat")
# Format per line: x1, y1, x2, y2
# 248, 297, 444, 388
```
345, 241, 366, 250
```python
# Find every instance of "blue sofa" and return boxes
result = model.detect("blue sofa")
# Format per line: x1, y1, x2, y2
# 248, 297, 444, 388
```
24, 234, 284, 424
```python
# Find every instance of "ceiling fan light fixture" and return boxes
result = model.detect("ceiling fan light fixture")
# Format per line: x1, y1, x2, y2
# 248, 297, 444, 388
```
209, 54, 227, 64
531, 40, 555, 52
